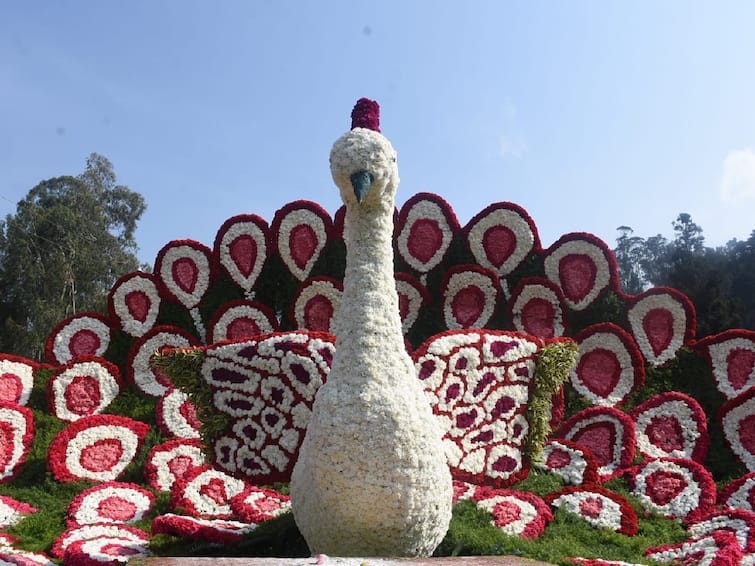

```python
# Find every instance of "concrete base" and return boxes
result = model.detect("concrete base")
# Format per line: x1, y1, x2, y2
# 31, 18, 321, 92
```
131, 557, 554, 566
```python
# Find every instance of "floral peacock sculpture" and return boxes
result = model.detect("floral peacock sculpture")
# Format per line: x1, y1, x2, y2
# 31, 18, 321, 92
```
289, 98, 453, 556
1, 97, 755, 563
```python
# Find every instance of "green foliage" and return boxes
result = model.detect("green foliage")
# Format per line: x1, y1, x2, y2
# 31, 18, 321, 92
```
0, 154, 146, 360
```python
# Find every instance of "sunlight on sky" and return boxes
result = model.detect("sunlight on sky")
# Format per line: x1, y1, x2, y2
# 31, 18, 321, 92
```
1, 1, 754, 264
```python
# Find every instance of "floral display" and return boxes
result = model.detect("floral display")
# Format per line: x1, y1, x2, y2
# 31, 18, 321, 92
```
169, 464, 247, 518
156, 387, 202, 439
0, 548, 54, 565
556, 406, 636, 481
0, 495, 36, 529
719, 472, 755, 512
51, 524, 150, 560
45, 313, 112, 365
645, 531, 743, 566
63, 535, 152, 565
472, 485, 552, 539
290, 276, 343, 332
687, 508, 755, 553
464, 202, 540, 280
127, 326, 199, 397
695, 329, 755, 400
47, 356, 122, 422
107, 272, 162, 338
534, 439, 600, 486
631, 392, 709, 463
144, 438, 206, 492
229, 484, 291, 523
720, 388, 755, 472
395, 272, 430, 336
66, 482, 155, 527
199, 331, 334, 484
271, 201, 332, 282
440, 265, 500, 330
570, 323, 645, 407
414, 330, 544, 487
396, 192, 459, 278
628, 457, 717, 521
0, 354, 38, 406
626, 287, 696, 367
48, 415, 150, 483
213, 214, 269, 297
207, 299, 278, 343
0, 403, 34, 483
543, 233, 618, 311
151, 513, 257, 545
545, 486, 638, 535
508, 277, 568, 339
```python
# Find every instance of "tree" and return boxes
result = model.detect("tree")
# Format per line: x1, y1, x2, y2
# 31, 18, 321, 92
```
0, 154, 146, 359
614, 226, 646, 294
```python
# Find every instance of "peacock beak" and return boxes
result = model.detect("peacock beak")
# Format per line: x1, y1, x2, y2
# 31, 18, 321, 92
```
350, 171, 373, 204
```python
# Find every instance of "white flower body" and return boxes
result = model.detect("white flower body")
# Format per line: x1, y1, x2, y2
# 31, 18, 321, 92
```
291, 127, 452, 556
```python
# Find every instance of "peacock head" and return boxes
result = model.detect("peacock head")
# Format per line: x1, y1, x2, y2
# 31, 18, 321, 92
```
330, 98, 399, 210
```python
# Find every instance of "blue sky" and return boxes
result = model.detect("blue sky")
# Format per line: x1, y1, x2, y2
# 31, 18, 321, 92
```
2, 1, 754, 265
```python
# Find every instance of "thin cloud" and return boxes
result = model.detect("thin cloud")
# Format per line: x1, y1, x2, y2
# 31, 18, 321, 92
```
499, 134, 527, 158
720, 148, 755, 203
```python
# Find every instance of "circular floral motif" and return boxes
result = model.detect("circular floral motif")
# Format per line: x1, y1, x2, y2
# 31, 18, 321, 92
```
51, 524, 149, 560
472, 485, 552, 539
290, 277, 343, 333
0, 403, 34, 483
229, 484, 291, 523
720, 388, 755, 472
645, 531, 743, 566
440, 265, 500, 330
48, 415, 150, 483
45, 313, 112, 365
556, 406, 635, 481
154, 240, 213, 310
720, 472, 755, 512
107, 272, 161, 338
47, 356, 122, 422
151, 513, 257, 545
170, 465, 247, 518
271, 201, 332, 281
127, 325, 199, 397
535, 439, 600, 486
571, 323, 645, 407
0, 548, 55, 565
213, 214, 269, 296
464, 202, 540, 278
414, 330, 544, 487
144, 438, 206, 492
543, 233, 618, 311
63, 535, 152, 565
66, 482, 155, 527
0, 354, 38, 406
545, 486, 638, 535
628, 457, 716, 521
208, 300, 278, 343
156, 388, 202, 439
509, 277, 568, 339
396, 193, 459, 275
626, 287, 696, 367
688, 508, 755, 553
695, 329, 755, 400
0, 495, 36, 529
631, 391, 709, 463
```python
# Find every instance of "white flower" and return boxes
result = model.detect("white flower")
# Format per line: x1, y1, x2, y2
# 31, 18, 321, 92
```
0, 406, 33, 481
275, 206, 329, 281
158, 388, 201, 439
632, 459, 702, 519
156, 242, 212, 309
50, 359, 122, 422
129, 328, 195, 397
63, 425, 142, 482
572, 330, 638, 406
53, 524, 149, 560
209, 301, 277, 343
216, 216, 268, 294
397, 198, 454, 274
634, 400, 702, 460
49, 315, 111, 364
177, 467, 246, 518
543, 237, 612, 311
145, 439, 206, 492
466, 205, 536, 277
721, 393, 755, 471
627, 291, 688, 367
510, 280, 565, 338
707, 335, 755, 399
109, 273, 161, 337
550, 491, 623, 531
442, 268, 499, 330
0, 356, 36, 406
292, 278, 342, 332
68, 483, 154, 525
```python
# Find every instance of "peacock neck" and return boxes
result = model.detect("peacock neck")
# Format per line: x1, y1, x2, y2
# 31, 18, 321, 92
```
330, 202, 408, 383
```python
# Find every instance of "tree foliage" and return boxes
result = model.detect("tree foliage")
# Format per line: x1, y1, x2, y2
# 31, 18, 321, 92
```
0, 154, 146, 359
613, 214, 754, 335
